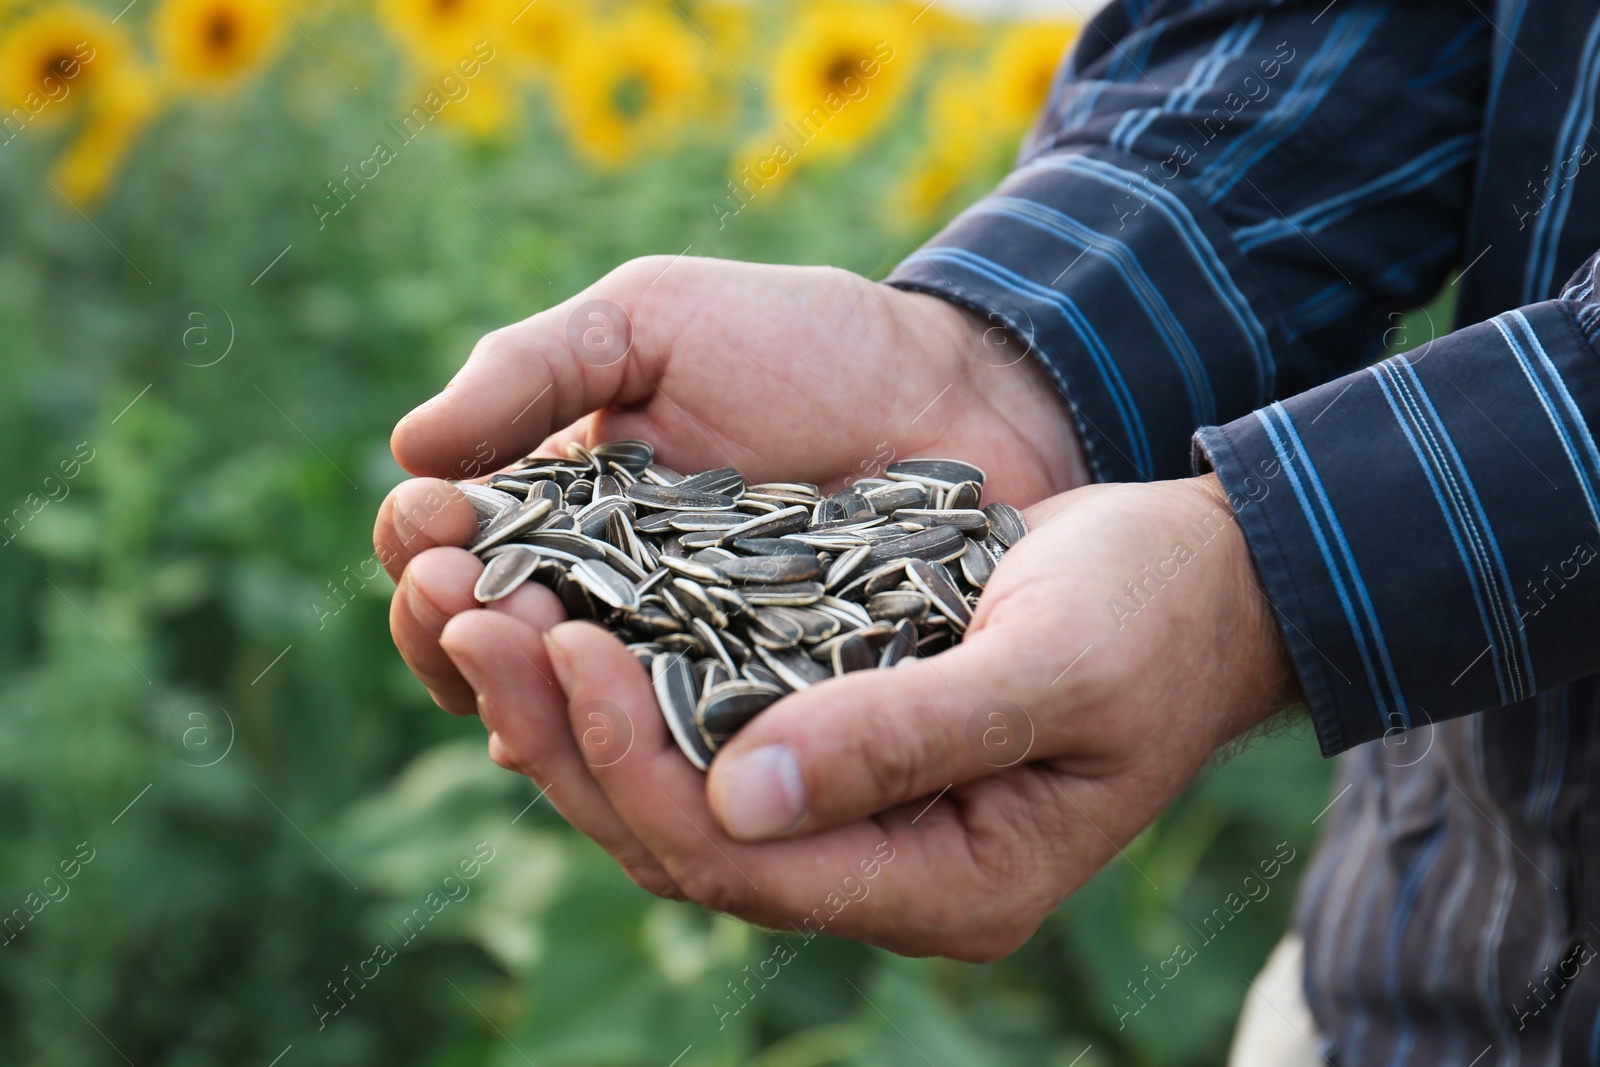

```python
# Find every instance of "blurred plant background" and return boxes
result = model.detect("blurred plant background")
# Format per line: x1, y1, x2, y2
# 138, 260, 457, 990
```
0, 0, 1336, 1063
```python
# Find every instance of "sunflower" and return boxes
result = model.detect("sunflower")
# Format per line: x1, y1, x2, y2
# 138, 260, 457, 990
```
554, 6, 706, 167
767, 0, 919, 158
986, 20, 1077, 130
154, 0, 284, 93
0, 5, 129, 126
502, 0, 580, 78
893, 67, 992, 221
380, 0, 500, 67
51, 64, 161, 207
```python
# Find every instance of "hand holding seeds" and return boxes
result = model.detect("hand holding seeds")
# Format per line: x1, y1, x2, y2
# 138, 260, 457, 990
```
378, 258, 1299, 958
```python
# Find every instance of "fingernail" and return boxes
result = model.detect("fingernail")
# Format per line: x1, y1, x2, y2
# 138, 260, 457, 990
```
403, 571, 451, 633
544, 624, 577, 691
719, 745, 805, 840
447, 643, 483, 692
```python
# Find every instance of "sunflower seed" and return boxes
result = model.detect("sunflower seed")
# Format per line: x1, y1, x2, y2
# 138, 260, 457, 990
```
879, 619, 918, 668
474, 545, 541, 602
943, 480, 983, 510
756, 645, 832, 690
625, 484, 738, 511
642, 463, 685, 485
741, 581, 825, 606
867, 589, 931, 623
862, 482, 926, 512
731, 537, 817, 557
680, 467, 745, 495
906, 559, 971, 632
825, 544, 871, 591
594, 439, 654, 474
653, 652, 714, 771
458, 483, 522, 522
697, 681, 782, 746
747, 608, 806, 649
714, 554, 822, 584
469, 497, 555, 553
486, 474, 534, 498
830, 634, 874, 676
577, 497, 634, 538
572, 559, 639, 611
886, 458, 986, 489
983, 503, 1028, 547
658, 555, 726, 584
890, 508, 990, 535
864, 524, 967, 567
960, 537, 994, 588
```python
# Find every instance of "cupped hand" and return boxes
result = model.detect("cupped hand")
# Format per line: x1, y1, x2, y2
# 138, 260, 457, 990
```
438, 473, 1303, 959
375, 258, 1087, 716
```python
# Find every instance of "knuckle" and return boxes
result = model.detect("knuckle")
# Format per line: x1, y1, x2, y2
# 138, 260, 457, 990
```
604, 255, 672, 291
674, 866, 749, 916
857, 715, 928, 810
621, 863, 683, 901
471, 325, 512, 364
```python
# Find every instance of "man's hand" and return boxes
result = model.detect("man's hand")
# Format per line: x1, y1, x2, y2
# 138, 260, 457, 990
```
375, 257, 1087, 719
433, 472, 1303, 960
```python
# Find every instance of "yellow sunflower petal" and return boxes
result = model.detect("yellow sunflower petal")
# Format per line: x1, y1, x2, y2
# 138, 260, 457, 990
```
380, 0, 502, 69
436, 67, 517, 134
987, 19, 1079, 129
501, 0, 581, 78
895, 69, 994, 222
51, 65, 162, 208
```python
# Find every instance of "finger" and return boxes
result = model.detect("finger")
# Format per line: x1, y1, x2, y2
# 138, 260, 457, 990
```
390, 547, 485, 715
375, 478, 478, 584
540, 621, 1056, 952
391, 258, 682, 478
705, 633, 1043, 841
541, 623, 906, 921
439, 599, 681, 899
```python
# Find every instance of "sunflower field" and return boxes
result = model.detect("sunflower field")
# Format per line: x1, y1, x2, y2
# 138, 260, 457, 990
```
0, 0, 1336, 1064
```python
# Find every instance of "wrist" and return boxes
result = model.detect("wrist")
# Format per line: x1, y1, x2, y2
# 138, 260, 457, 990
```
892, 287, 1092, 494
1183, 472, 1305, 743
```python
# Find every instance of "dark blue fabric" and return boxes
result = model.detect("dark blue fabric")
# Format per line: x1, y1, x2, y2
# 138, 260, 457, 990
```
887, 0, 1600, 1060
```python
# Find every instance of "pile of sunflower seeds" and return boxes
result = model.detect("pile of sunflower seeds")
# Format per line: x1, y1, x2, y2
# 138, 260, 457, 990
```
457, 440, 1026, 770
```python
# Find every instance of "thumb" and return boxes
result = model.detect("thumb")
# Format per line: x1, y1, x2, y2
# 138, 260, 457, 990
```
390, 256, 682, 478
705, 635, 1037, 841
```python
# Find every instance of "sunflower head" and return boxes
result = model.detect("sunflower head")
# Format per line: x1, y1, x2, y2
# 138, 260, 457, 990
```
155, 0, 284, 93
987, 20, 1078, 129
0, 5, 129, 125
769, 0, 920, 157
555, 7, 706, 167
381, 0, 501, 67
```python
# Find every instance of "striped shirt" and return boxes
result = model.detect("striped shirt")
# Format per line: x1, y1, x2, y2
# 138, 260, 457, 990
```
888, 0, 1600, 1062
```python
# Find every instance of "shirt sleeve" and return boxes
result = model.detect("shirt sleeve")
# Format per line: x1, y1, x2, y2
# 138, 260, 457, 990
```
1195, 256, 1600, 755
886, 0, 1489, 483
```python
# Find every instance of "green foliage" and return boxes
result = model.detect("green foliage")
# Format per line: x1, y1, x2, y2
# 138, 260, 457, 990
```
0, 40, 1334, 1067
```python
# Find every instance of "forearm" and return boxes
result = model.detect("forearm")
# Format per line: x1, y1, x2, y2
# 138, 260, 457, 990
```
888, 0, 1488, 482
1197, 251, 1600, 753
